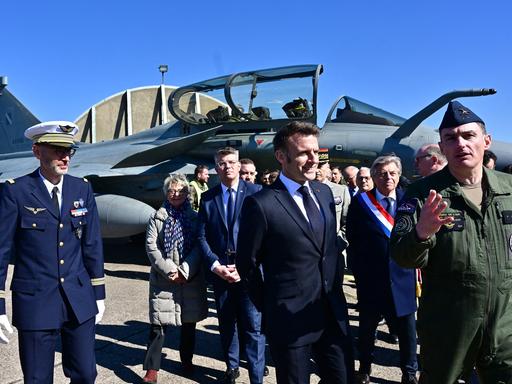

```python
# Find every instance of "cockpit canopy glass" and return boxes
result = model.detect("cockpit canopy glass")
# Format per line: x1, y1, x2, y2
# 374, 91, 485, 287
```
169, 65, 321, 126
328, 96, 406, 127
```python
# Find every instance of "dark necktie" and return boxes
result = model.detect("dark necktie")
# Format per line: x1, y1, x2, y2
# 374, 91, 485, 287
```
226, 188, 236, 253
298, 185, 324, 248
52, 186, 60, 218
383, 197, 393, 216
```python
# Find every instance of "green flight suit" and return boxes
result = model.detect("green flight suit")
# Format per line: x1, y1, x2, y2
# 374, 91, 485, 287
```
189, 179, 208, 212
390, 167, 512, 384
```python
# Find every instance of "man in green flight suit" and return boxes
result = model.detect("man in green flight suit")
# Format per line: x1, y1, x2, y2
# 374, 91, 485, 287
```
390, 100, 512, 384
189, 165, 209, 212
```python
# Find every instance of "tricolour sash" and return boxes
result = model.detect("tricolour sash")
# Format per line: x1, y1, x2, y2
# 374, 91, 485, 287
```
357, 191, 394, 238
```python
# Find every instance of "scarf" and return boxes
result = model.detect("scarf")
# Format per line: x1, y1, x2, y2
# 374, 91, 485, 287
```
163, 200, 193, 260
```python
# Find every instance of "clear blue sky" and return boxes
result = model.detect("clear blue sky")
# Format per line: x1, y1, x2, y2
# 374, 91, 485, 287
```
3, 0, 511, 141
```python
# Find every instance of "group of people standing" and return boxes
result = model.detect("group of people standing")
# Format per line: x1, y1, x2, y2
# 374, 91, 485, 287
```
1, 99, 512, 384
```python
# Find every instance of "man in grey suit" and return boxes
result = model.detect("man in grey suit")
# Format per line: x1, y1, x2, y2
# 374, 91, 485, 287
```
315, 152, 351, 258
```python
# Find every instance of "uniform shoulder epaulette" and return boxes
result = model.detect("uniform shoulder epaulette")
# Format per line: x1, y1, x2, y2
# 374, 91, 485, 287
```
6, 179, 15, 184
83, 178, 89, 183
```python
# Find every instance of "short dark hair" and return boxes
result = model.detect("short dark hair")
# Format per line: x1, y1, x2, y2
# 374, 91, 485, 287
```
240, 158, 254, 165
483, 150, 497, 165
272, 121, 319, 153
194, 164, 208, 177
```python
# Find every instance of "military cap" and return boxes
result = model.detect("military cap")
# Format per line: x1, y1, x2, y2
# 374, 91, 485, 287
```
439, 101, 484, 131
24, 121, 79, 147
318, 148, 329, 163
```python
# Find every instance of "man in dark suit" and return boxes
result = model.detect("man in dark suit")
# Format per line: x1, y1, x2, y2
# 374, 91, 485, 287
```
346, 155, 418, 384
236, 121, 354, 384
198, 147, 265, 384
0, 121, 105, 383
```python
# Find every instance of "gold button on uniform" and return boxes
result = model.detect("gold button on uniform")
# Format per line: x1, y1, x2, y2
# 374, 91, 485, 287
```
32, 223, 37, 228
60, 259, 64, 265
60, 277, 65, 283
59, 241, 64, 247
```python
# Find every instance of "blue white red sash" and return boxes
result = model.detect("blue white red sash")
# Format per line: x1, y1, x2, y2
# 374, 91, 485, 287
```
357, 191, 394, 238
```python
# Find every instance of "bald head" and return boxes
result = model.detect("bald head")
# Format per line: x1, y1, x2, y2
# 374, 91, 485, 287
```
342, 166, 359, 188
415, 144, 447, 177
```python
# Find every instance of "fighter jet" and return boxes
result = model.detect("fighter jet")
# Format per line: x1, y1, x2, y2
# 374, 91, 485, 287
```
0, 64, 508, 238
168, 64, 508, 176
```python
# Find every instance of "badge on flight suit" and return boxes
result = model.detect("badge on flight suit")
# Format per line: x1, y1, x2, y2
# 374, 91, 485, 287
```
393, 198, 418, 236
75, 226, 83, 239
439, 211, 465, 231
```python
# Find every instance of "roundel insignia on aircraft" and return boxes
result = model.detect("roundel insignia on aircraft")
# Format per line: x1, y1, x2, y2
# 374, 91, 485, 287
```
256, 139, 265, 146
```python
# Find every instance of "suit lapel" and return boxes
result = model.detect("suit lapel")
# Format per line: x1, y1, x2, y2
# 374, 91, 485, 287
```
273, 179, 321, 252
28, 170, 60, 219
233, 180, 247, 221
61, 175, 73, 219
213, 185, 228, 229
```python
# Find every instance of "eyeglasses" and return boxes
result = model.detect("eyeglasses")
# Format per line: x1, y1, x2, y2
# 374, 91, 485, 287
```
376, 171, 399, 179
415, 154, 431, 162
167, 188, 187, 196
217, 160, 238, 169
41, 144, 76, 158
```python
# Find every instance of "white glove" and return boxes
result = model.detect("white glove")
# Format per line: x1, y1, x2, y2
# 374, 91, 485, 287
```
0, 314, 13, 344
95, 300, 105, 325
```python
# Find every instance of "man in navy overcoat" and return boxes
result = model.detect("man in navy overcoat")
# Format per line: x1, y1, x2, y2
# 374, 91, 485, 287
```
347, 155, 418, 384
0, 121, 105, 383
237, 121, 354, 384
198, 147, 265, 384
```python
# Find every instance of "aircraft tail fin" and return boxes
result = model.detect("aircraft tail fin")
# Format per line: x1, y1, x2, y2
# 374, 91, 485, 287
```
392, 88, 496, 139
0, 88, 40, 154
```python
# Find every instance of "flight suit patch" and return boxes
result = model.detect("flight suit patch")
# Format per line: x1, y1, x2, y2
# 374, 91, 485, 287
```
440, 211, 465, 231
394, 215, 414, 236
397, 198, 418, 214
502, 210, 512, 225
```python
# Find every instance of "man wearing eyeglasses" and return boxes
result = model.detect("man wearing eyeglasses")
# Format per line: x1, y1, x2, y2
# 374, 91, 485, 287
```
347, 155, 418, 384
414, 144, 447, 178
198, 147, 266, 384
0, 121, 105, 383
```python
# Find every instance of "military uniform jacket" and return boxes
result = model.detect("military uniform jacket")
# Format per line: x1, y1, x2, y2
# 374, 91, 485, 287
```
391, 166, 512, 366
0, 170, 105, 330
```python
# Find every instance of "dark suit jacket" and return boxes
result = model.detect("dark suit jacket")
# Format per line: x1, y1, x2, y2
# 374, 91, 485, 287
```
198, 179, 262, 269
346, 188, 416, 317
236, 178, 350, 347
0, 170, 105, 330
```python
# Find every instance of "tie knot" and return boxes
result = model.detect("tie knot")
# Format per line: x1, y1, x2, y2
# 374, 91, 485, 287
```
298, 185, 310, 198
52, 186, 59, 194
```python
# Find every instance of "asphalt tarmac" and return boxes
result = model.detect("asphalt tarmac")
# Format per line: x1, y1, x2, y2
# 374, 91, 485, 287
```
2, 239, 407, 383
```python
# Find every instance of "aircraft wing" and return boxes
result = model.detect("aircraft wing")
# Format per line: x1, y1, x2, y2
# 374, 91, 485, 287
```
112, 125, 219, 168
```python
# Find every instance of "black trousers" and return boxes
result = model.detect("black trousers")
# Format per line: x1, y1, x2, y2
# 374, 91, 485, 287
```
269, 313, 354, 384
143, 322, 196, 371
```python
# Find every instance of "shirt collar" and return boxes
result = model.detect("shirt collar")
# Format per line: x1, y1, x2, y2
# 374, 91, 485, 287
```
221, 180, 240, 194
279, 172, 311, 195
39, 169, 64, 196
375, 188, 396, 202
